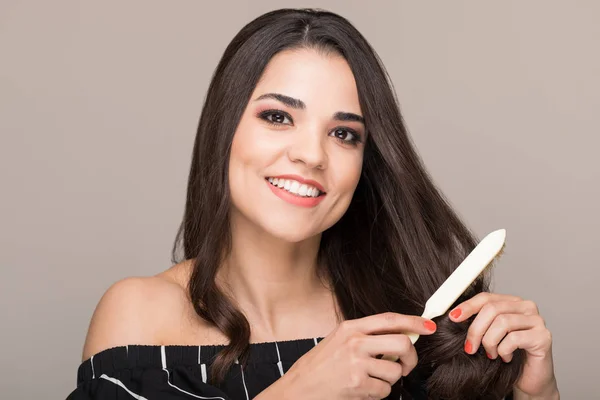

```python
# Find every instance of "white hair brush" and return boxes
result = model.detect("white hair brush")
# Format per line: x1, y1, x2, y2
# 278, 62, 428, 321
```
381, 228, 507, 362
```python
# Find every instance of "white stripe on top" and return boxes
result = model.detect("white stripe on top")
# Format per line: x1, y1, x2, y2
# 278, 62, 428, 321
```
239, 361, 250, 400
274, 342, 285, 377
99, 374, 149, 400
198, 346, 208, 383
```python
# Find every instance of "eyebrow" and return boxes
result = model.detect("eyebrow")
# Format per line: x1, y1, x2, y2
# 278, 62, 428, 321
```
254, 92, 365, 125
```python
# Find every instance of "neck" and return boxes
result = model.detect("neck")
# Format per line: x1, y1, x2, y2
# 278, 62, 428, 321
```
215, 211, 335, 339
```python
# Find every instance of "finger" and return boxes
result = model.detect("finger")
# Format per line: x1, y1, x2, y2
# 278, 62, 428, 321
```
347, 312, 437, 336
365, 377, 392, 399
360, 334, 418, 372
497, 326, 552, 362
480, 314, 541, 359
449, 292, 522, 322
464, 301, 541, 354
365, 358, 404, 384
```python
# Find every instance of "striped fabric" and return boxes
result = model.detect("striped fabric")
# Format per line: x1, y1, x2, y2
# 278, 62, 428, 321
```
66, 337, 429, 399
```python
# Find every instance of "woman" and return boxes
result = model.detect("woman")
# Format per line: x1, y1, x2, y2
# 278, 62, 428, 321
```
68, 8, 559, 400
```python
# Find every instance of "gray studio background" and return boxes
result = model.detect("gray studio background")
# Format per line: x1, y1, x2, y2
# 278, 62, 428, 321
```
1, 1, 598, 398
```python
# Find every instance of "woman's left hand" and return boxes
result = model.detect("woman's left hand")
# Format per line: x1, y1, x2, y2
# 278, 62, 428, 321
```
449, 292, 559, 399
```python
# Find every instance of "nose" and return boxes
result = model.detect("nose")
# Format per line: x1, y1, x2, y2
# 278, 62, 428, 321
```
287, 128, 328, 170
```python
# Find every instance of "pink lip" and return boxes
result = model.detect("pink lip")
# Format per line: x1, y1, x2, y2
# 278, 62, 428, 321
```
268, 174, 326, 193
265, 178, 326, 208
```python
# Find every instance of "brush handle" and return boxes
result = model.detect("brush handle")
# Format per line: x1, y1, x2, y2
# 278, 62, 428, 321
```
379, 229, 507, 363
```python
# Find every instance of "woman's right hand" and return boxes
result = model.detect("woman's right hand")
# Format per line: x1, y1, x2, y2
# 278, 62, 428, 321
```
257, 312, 437, 400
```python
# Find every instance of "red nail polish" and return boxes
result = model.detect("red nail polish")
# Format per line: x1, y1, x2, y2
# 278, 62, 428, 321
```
450, 308, 462, 319
464, 340, 472, 354
424, 320, 437, 331
486, 352, 493, 359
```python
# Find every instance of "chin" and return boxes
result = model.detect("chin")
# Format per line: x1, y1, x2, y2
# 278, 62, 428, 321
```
262, 222, 320, 244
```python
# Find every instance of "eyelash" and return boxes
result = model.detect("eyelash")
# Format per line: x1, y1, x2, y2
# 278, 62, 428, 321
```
257, 109, 363, 146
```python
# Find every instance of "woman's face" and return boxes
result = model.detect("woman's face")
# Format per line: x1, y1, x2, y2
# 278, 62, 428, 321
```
228, 48, 366, 243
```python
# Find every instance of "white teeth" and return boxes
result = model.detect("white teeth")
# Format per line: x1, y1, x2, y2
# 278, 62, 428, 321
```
289, 181, 300, 194
298, 184, 308, 196
266, 178, 322, 198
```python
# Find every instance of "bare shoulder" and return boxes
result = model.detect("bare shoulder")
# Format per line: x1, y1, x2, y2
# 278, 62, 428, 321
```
81, 263, 192, 362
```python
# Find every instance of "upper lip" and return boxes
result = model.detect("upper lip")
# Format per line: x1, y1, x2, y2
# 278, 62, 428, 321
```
267, 174, 326, 193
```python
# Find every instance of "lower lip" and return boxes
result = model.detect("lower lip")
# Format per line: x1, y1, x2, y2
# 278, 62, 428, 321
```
266, 179, 326, 208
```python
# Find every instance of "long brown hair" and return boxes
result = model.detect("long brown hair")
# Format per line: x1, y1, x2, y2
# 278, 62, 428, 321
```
172, 8, 523, 399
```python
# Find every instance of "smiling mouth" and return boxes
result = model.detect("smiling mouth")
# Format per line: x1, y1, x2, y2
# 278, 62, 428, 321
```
265, 177, 326, 198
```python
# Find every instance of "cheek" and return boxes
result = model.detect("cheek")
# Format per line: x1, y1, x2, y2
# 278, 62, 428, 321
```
228, 131, 256, 201
228, 124, 280, 201
316, 156, 363, 233
230, 128, 252, 166
230, 123, 280, 168
322, 153, 363, 223
229, 129, 262, 184
336, 154, 363, 193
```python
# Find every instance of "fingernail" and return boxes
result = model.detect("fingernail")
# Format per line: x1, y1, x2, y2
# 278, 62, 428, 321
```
450, 308, 462, 319
486, 352, 493, 359
464, 340, 472, 354
424, 320, 437, 331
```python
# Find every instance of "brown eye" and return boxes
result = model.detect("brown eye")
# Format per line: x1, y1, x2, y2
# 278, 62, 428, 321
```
268, 113, 287, 123
330, 127, 362, 145
258, 110, 293, 125
334, 129, 350, 140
